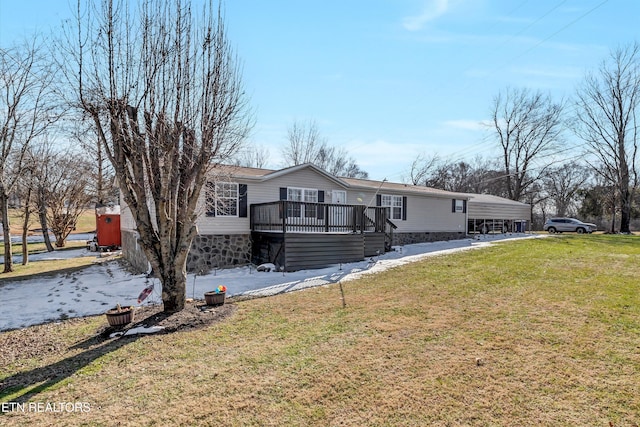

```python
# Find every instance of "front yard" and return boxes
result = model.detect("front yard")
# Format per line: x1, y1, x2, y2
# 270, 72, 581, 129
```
1, 234, 638, 426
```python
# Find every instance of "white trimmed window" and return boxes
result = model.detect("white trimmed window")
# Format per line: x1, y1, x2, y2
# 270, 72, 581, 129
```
287, 187, 318, 218
381, 194, 403, 220
207, 182, 239, 217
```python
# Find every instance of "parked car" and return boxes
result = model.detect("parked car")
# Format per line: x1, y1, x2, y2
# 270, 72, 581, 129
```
543, 218, 597, 234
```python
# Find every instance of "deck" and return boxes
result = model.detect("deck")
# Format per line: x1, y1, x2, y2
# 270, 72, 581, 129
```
250, 201, 395, 271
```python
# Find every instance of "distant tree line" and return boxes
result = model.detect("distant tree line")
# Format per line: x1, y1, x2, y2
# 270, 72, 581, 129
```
406, 43, 640, 233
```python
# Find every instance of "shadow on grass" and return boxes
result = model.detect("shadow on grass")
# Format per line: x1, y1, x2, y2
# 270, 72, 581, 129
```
0, 312, 172, 405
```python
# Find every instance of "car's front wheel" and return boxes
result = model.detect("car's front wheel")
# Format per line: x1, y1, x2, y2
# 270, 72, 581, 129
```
576, 227, 585, 234
547, 227, 556, 233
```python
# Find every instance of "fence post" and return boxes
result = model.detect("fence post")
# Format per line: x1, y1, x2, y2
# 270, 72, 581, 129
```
325, 204, 330, 232
281, 201, 287, 233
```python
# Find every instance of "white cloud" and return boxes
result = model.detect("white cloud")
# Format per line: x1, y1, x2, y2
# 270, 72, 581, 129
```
443, 119, 487, 131
403, 0, 450, 31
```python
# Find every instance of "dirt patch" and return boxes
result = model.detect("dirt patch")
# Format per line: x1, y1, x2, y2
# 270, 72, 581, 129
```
102, 299, 237, 335
0, 300, 236, 370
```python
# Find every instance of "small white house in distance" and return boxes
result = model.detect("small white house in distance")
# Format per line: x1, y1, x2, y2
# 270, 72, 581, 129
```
120, 163, 527, 272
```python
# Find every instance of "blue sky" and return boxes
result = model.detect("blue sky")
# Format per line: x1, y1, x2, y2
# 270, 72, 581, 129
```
1, 0, 638, 181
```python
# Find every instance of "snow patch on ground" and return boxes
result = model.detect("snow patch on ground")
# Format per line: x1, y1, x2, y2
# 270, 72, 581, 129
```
0, 233, 542, 331
109, 326, 165, 338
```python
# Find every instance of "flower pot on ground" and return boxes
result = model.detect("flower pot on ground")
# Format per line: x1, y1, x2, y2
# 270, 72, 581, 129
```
105, 305, 135, 326
205, 285, 227, 306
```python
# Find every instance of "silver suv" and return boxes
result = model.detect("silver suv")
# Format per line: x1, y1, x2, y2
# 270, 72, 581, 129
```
543, 218, 597, 234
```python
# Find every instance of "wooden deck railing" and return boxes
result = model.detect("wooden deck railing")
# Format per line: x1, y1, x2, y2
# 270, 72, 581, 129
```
250, 201, 388, 233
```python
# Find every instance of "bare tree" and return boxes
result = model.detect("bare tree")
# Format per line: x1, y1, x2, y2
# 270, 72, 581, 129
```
490, 87, 565, 201
16, 152, 38, 264
70, 122, 116, 205
316, 145, 368, 178
67, 0, 251, 312
41, 151, 93, 247
338, 159, 368, 179
578, 174, 618, 232
464, 156, 507, 195
0, 39, 57, 273
542, 161, 590, 217
574, 43, 640, 233
282, 118, 368, 178
406, 153, 440, 185
409, 154, 506, 195
428, 160, 483, 193
21, 141, 96, 252
283, 119, 325, 165
31, 143, 56, 252
232, 143, 270, 168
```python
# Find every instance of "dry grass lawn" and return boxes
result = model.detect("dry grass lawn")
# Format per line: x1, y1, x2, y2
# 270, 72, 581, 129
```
1, 234, 639, 426
6, 209, 96, 236
2, 208, 95, 280
0, 241, 94, 282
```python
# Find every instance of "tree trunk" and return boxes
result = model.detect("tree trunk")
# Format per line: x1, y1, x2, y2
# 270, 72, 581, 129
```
96, 137, 105, 205
619, 188, 631, 234
1, 192, 13, 273
22, 224, 29, 265
610, 208, 616, 233
139, 220, 195, 313
160, 267, 188, 312
618, 142, 632, 233
38, 187, 54, 252
138, 231, 190, 313
21, 187, 32, 265
162, 241, 190, 312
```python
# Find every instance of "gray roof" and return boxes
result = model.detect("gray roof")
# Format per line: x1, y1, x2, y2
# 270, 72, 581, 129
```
465, 193, 531, 220
214, 164, 470, 200
466, 193, 530, 207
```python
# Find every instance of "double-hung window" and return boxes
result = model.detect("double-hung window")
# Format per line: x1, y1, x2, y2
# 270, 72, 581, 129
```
287, 187, 318, 218
381, 194, 403, 220
207, 182, 239, 217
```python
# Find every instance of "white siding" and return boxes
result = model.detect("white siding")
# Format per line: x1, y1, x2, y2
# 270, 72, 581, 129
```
344, 189, 465, 232
122, 167, 468, 236
119, 194, 137, 231
196, 168, 347, 235
407, 196, 466, 232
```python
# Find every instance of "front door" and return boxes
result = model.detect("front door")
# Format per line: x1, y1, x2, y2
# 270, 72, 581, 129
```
331, 190, 347, 230
332, 190, 346, 204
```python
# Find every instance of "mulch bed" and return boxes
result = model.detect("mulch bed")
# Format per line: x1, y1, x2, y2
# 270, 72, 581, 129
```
0, 300, 237, 371
101, 299, 237, 336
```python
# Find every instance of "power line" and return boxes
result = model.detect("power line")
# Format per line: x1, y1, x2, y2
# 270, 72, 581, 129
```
400, 2, 590, 166
494, 0, 609, 72
418, 1, 611, 171
336, 1, 611, 181
459, 0, 569, 81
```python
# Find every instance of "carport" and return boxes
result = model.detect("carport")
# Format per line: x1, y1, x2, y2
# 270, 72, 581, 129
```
465, 194, 531, 234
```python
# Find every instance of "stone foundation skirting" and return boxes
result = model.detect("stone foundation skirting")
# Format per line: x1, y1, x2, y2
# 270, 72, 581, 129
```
186, 234, 252, 274
392, 231, 466, 246
122, 230, 464, 274
121, 230, 150, 273
121, 231, 252, 274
